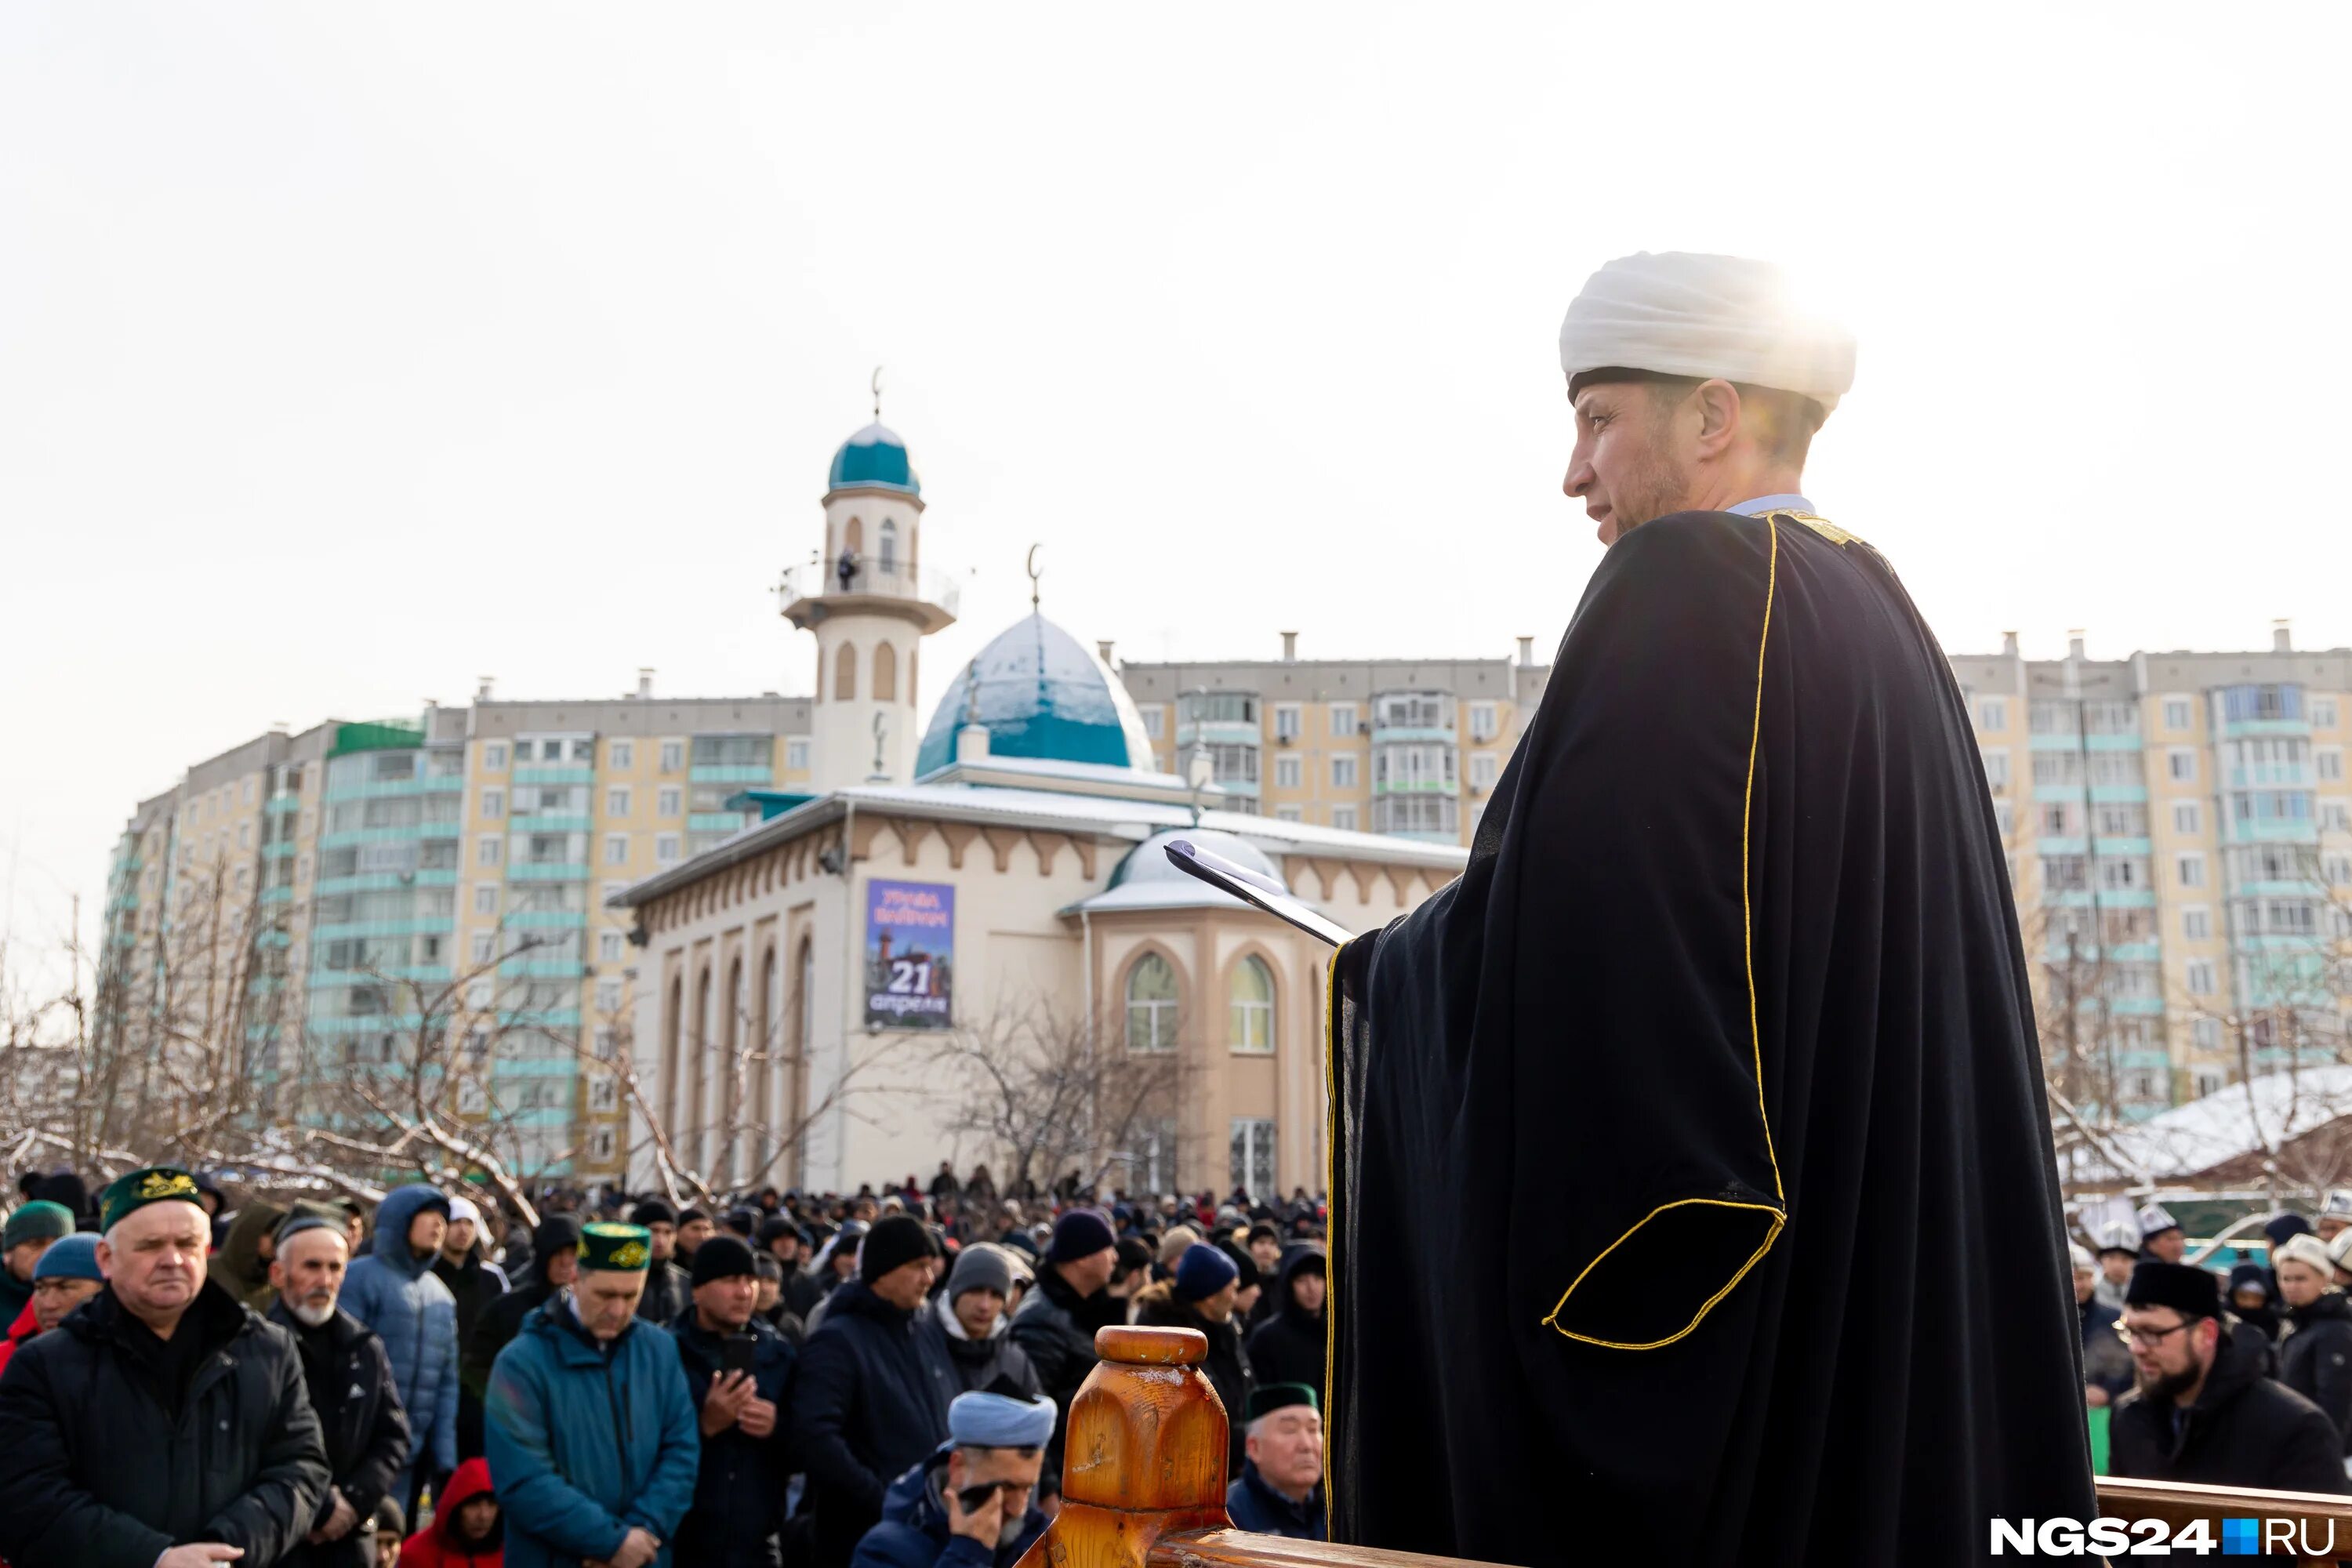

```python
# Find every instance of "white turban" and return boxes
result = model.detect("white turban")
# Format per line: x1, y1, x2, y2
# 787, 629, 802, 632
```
1559, 252, 1856, 416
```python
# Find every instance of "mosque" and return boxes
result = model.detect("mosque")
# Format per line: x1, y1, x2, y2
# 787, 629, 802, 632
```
612, 419, 1464, 1198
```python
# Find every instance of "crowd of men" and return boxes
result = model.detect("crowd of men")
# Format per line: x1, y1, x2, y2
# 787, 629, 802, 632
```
2078, 1192, 2352, 1496
0, 1161, 1329, 1567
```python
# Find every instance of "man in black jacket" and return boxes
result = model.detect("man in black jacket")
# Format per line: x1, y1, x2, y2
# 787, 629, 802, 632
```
789, 1214, 957, 1568
1006, 1209, 1120, 1479
464, 1211, 579, 1427
631, 1198, 694, 1323
269, 1216, 413, 1568
1134, 1244, 1255, 1476
1247, 1246, 1326, 1403
763, 1218, 826, 1321
673, 1236, 797, 1566
915, 1244, 1040, 1399
0, 1165, 331, 1568
2108, 1261, 2352, 1495
432, 1194, 508, 1460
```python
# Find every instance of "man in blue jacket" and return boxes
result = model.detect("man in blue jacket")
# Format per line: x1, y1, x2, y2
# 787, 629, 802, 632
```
851, 1388, 1054, 1568
486, 1221, 701, 1568
1223, 1384, 1325, 1541
339, 1183, 459, 1523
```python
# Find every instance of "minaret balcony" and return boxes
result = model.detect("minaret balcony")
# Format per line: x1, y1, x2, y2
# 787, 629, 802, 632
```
779, 558, 960, 634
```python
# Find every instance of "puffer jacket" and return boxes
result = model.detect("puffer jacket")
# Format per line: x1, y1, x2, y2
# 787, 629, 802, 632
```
0, 1280, 330, 1568
340, 1184, 459, 1495
484, 1295, 701, 1568
2279, 1290, 2352, 1453
848, 1444, 1049, 1568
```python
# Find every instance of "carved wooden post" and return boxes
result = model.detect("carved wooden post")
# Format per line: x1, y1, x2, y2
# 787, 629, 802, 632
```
1021, 1326, 1231, 1568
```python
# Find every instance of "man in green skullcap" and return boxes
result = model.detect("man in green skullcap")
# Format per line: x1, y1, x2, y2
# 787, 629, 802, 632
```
485, 1221, 700, 1568
0, 1165, 330, 1568
1224, 1384, 1324, 1541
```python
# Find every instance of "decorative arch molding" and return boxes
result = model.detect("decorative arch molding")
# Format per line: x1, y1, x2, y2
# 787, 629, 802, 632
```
1218, 938, 1286, 1056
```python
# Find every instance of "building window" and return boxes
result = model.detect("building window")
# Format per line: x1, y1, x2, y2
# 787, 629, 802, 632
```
2320, 750, 2345, 782
1230, 956, 1276, 1054
593, 1027, 617, 1060
604, 834, 630, 866
2194, 1018, 2224, 1052
482, 742, 506, 771
1330, 703, 1358, 737
787, 739, 811, 771
655, 834, 681, 865
481, 789, 504, 819
1978, 699, 2007, 731
590, 1127, 617, 1163
1470, 753, 1498, 789
658, 787, 682, 817
1124, 953, 1179, 1052
2314, 697, 2339, 729
2162, 699, 2192, 731
1332, 755, 1359, 789
1275, 756, 1302, 789
2168, 748, 2196, 783
470, 933, 495, 965
477, 837, 502, 867
596, 979, 622, 1013
1274, 705, 1301, 741
470, 884, 496, 916
2173, 801, 2201, 836
589, 1074, 619, 1112
1230, 1118, 1276, 1200
609, 740, 633, 770
659, 741, 684, 772
2176, 853, 2205, 887
1332, 805, 1358, 831
599, 931, 625, 963
1983, 752, 2009, 791
1275, 804, 1302, 822
1140, 706, 1164, 739
2183, 906, 2212, 941
2185, 960, 2216, 996
1469, 702, 1497, 742
607, 787, 631, 816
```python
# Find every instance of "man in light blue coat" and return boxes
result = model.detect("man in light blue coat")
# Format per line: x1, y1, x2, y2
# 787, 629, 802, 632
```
487, 1221, 700, 1568
339, 1184, 459, 1523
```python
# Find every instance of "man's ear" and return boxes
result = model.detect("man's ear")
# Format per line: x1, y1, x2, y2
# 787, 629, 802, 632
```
1692, 379, 1744, 460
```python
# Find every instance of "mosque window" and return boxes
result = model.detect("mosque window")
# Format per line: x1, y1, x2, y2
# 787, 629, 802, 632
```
874, 641, 898, 702
836, 641, 858, 700
1124, 953, 1179, 1052
879, 518, 898, 575
1230, 956, 1275, 1054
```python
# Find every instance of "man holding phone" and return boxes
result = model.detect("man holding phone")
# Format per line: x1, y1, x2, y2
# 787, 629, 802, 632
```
671, 1233, 797, 1566
850, 1388, 1054, 1568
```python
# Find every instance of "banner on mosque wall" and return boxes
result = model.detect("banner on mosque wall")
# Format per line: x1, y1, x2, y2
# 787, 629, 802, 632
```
864, 879, 956, 1030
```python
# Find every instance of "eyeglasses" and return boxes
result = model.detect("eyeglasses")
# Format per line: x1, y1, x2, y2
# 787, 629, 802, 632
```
2114, 1318, 2198, 1349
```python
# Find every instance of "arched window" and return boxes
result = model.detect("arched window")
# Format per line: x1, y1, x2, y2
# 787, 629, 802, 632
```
843, 517, 863, 558
814, 646, 824, 704
1229, 955, 1275, 1054
873, 641, 898, 703
690, 966, 713, 1170
662, 973, 684, 1122
1124, 953, 1178, 1052
835, 640, 858, 700
878, 517, 898, 575
721, 956, 746, 1186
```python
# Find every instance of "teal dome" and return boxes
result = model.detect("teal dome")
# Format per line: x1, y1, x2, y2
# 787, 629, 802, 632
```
916, 613, 1155, 777
829, 423, 920, 496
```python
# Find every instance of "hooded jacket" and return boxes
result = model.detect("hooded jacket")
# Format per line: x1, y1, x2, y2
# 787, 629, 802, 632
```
788, 1278, 959, 1566
2278, 1290, 2352, 1454
848, 1443, 1050, 1568
484, 1294, 700, 1568
207, 1202, 289, 1315
1244, 1247, 1326, 1401
397, 1455, 504, 1567
913, 1292, 1040, 1399
436, 1236, 510, 1461
2110, 1321, 2352, 1494
1134, 1280, 1254, 1475
340, 1185, 460, 1492
670, 1306, 796, 1567
468, 1214, 582, 1421
268, 1298, 412, 1568
0, 1279, 331, 1568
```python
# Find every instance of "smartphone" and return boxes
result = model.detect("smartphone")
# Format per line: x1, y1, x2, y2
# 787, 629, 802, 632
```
722, 1333, 757, 1378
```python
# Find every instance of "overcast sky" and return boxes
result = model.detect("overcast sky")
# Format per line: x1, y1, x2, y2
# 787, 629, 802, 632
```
5, 4, 2349, 989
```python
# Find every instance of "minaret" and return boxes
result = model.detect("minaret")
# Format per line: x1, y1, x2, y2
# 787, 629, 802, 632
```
782, 376, 956, 789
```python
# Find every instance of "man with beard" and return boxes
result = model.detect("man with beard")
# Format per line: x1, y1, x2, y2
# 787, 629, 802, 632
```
1324, 252, 2094, 1565
0, 1166, 329, 1568
269, 1216, 412, 1568
850, 1388, 1054, 1568
2108, 1261, 2348, 1492
1006, 1210, 1122, 1481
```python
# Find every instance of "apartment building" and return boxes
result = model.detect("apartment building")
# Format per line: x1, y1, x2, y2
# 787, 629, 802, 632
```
1117, 633, 1553, 846
103, 681, 815, 1181
1955, 624, 2352, 1121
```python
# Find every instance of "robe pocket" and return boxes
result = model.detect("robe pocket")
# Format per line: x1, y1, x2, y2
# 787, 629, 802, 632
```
1541, 1189, 1784, 1350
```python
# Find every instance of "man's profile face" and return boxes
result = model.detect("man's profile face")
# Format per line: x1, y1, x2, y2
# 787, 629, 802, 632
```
5, 1236, 54, 1284
1566, 383, 1694, 546
694, 1272, 757, 1331
1061, 1244, 1117, 1298
869, 1258, 931, 1312
1246, 1406, 1324, 1497
1195, 1278, 1241, 1325
32, 1274, 102, 1333
98, 1202, 209, 1320
2319, 1216, 2349, 1243
646, 1221, 677, 1261
2121, 1306, 2212, 1398
405, 1209, 447, 1259
576, 1268, 647, 1340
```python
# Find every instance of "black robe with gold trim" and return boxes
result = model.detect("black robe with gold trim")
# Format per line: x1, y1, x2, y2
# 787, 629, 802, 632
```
1326, 510, 2094, 1566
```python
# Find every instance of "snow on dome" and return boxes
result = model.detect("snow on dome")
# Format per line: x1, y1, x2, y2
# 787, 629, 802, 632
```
914, 612, 1154, 776
1108, 829, 1285, 891
829, 422, 920, 496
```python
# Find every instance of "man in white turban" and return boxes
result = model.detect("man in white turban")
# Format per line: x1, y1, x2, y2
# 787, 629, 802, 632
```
1323, 252, 2097, 1565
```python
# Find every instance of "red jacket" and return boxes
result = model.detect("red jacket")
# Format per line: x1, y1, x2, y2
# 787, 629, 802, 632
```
0, 1298, 37, 1383
397, 1457, 503, 1567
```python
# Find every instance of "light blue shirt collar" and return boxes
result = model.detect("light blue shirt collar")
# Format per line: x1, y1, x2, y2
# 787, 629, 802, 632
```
1727, 493, 1813, 517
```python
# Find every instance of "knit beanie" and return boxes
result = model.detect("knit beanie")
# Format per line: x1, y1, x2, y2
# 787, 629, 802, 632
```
948, 1242, 1014, 1302
691, 1234, 758, 1287
4, 1200, 74, 1252
630, 1198, 678, 1227
1174, 1241, 1240, 1302
861, 1214, 934, 1284
1046, 1207, 1116, 1265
